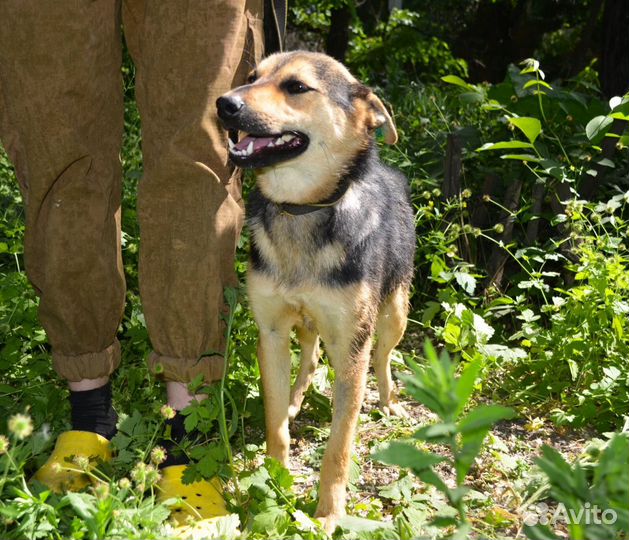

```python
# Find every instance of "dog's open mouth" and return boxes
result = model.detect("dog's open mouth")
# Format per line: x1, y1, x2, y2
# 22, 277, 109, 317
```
228, 130, 309, 168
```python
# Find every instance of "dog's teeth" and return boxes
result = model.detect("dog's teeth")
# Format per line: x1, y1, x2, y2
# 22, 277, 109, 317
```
275, 137, 284, 145
267, 141, 275, 147
282, 134, 294, 142
246, 141, 254, 155
228, 138, 235, 149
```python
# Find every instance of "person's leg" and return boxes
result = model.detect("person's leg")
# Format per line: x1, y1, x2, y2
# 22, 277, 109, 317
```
121, 0, 263, 521
123, 0, 263, 408
0, 1, 126, 385
0, 0, 125, 491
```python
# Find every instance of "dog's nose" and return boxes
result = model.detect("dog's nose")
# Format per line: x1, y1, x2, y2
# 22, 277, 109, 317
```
216, 95, 245, 119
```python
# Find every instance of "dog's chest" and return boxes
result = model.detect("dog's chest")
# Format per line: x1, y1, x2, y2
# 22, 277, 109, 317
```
252, 214, 345, 286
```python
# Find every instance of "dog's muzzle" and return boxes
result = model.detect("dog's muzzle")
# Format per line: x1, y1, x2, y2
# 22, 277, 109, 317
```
215, 93, 310, 169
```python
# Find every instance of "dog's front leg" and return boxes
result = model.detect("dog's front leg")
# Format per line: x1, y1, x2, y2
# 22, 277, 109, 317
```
257, 325, 294, 466
315, 337, 371, 532
249, 274, 297, 466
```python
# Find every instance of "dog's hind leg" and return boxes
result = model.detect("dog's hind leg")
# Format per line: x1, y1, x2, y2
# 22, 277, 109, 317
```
373, 284, 410, 417
288, 324, 320, 421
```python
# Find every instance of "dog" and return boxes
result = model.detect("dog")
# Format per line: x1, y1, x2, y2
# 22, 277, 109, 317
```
216, 51, 415, 532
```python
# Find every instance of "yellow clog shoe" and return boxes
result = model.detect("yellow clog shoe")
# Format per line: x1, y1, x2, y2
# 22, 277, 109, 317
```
32, 431, 112, 493
158, 464, 229, 526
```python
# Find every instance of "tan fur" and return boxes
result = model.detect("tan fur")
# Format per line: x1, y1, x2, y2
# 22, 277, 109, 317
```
288, 324, 320, 421
374, 285, 410, 417
234, 52, 409, 533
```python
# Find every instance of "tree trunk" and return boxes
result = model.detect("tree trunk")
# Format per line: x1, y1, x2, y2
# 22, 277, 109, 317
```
442, 133, 463, 200
484, 179, 523, 292
326, 5, 352, 63
600, 0, 629, 98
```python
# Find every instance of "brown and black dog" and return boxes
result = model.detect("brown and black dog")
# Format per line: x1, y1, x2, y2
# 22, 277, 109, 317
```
217, 51, 415, 532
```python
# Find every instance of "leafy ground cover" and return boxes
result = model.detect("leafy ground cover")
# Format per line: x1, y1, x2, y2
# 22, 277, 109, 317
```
1, 9, 629, 539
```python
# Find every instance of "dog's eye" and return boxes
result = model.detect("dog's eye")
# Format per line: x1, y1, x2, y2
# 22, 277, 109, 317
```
282, 79, 311, 95
247, 72, 257, 84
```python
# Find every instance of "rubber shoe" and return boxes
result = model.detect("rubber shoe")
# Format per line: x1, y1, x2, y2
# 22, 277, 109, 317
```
158, 465, 228, 526
32, 431, 112, 493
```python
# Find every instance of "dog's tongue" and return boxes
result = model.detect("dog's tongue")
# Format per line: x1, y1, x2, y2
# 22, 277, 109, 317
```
234, 135, 275, 152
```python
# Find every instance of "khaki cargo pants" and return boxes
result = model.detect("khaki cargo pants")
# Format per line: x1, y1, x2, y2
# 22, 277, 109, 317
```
0, 0, 263, 382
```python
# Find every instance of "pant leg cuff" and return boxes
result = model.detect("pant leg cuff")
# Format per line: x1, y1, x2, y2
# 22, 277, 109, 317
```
52, 340, 121, 382
148, 351, 226, 383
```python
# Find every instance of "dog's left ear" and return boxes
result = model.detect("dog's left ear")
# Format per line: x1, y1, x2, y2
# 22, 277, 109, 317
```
365, 92, 398, 145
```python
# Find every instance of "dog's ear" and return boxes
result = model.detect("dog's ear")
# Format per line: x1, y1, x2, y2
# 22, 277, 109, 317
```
365, 92, 398, 145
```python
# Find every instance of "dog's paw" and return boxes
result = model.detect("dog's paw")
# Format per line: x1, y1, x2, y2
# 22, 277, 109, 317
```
382, 401, 409, 418
315, 514, 341, 535
287, 404, 300, 422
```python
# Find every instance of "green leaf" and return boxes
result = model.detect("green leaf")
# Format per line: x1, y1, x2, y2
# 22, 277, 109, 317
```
508, 117, 542, 143
265, 457, 294, 491
413, 422, 457, 442
197, 453, 220, 478
454, 357, 483, 416
372, 441, 446, 473
224, 286, 239, 310
477, 141, 535, 151
500, 154, 542, 162
378, 474, 414, 501
535, 445, 589, 495
401, 380, 447, 417
454, 271, 476, 294
456, 429, 489, 483
459, 91, 484, 104
337, 515, 395, 532
478, 344, 527, 361
441, 75, 472, 90
523, 79, 552, 90
64, 493, 97, 521
443, 322, 462, 348
426, 340, 452, 390
524, 523, 561, 540
252, 503, 289, 535
596, 158, 616, 169
455, 405, 513, 483
183, 410, 199, 432
417, 467, 451, 495
430, 256, 447, 280
431, 516, 459, 527
585, 115, 613, 140
458, 405, 515, 435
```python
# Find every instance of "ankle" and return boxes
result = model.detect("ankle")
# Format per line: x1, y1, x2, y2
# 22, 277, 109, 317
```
69, 381, 118, 440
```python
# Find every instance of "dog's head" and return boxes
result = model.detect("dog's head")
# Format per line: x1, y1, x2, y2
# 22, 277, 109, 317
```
216, 51, 397, 203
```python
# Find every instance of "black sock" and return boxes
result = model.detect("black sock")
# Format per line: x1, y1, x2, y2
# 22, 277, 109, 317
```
69, 382, 118, 440
159, 412, 190, 468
